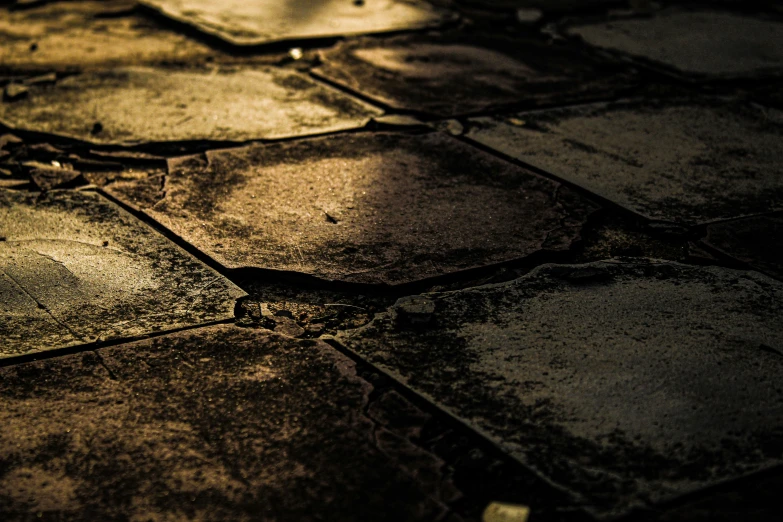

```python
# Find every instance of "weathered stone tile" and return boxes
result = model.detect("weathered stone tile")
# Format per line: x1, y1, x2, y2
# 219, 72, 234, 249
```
565, 9, 783, 78
314, 33, 635, 117
139, 0, 455, 47
0, 1, 217, 72
0, 325, 454, 520
702, 215, 783, 281
0, 189, 245, 358
336, 260, 783, 518
109, 132, 597, 285
466, 100, 783, 224
0, 66, 382, 145
456, 0, 618, 14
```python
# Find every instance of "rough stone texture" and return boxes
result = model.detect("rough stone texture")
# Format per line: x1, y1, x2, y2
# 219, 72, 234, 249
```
702, 214, 783, 281
466, 99, 783, 224
0, 325, 456, 521
109, 132, 597, 285
140, 0, 455, 47
565, 10, 783, 78
0, 189, 245, 358
314, 33, 635, 117
458, 0, 618, 11
0, 1, 216, 72
753, 84, 783, 109
337, 260, 783, 518
0, 66, 382, 146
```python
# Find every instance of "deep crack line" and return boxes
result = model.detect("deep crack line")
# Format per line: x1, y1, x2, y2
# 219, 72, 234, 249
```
1, 265, 88, 343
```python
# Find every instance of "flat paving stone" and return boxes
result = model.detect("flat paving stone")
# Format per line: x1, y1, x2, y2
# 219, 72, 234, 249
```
0, 1, 215, 72
702, 214, 783, 281
0, 325, 455, 520
336, 260, 783, 518
314, 33, 635, 117
0, 189, 245, 358
139, 0, 455, 47
466, 99, 783, 225
565, 9, 783, 78
0, 66, 382, 146
110, 132, 598, 285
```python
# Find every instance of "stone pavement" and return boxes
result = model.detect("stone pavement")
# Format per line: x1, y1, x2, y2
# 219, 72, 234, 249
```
1, 1, 782, 521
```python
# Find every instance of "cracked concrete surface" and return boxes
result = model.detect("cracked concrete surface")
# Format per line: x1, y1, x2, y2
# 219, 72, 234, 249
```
336, 260, 783, 518
0, 189, 244, 358
2, 1, 783, 520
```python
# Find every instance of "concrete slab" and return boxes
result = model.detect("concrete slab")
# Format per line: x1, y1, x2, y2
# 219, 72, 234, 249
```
336, 260, 783, 518
0, 189, 245, 358
109, 132, 597, 285
458, 1, 618, 13
0, 66, 382, 146
0, 325, 455, 520
314, 33, 635, 117
565, 10, 783, 78
466, 100, 783, 224
0, 1, 215, 72
139, 0, 455, 47
702, 215, 783, 281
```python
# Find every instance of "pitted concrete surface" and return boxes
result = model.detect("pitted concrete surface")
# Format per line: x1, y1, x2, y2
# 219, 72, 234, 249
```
466, 100, 783, 224
565, 10, 783, 78
337, 260, 783, 518
0, 325, 456, 521
106, 132, 597, 284
0, 189, 244, 358
0, 67, 382, 145
140, 0, 455, 47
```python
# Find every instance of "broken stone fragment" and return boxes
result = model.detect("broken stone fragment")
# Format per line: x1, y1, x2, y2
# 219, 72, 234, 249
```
139, 0, 456, 47
394, 295, 436, 326
336, 260, 783, 518
3, 83, 28, 102
564, 9, 783, 78
0, 66, 382, 145
27, 164, 82, 191
105, 132, 597, 285
0, 189, 245, 358
466, 99, 783, 224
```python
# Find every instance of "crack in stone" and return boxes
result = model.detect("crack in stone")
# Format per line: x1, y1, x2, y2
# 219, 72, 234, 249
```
1, 266, 87, 343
